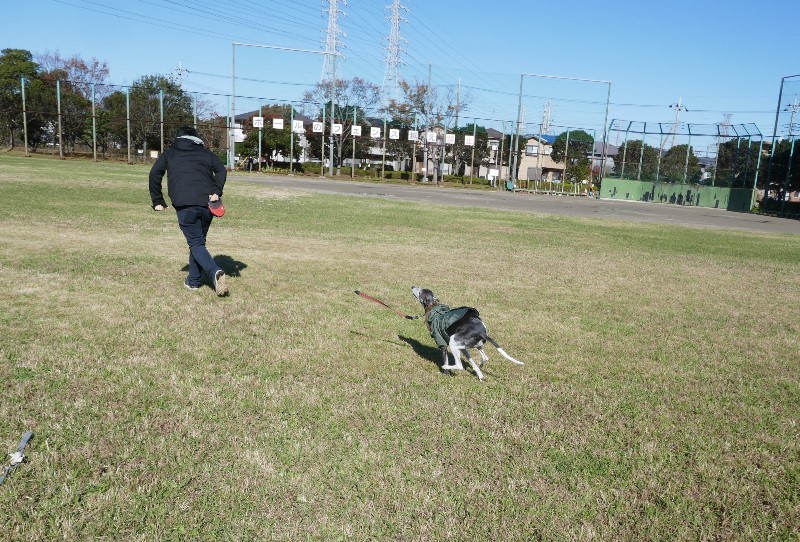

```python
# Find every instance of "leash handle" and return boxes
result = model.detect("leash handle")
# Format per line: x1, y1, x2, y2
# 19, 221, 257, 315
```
0, 431, 33, 485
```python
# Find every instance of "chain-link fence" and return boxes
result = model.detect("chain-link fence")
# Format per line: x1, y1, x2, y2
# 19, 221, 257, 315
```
8, 75, 793, 212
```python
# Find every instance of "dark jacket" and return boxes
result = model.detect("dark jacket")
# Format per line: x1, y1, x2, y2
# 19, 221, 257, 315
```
149, 137, 227, 208
425, 304, 472, 348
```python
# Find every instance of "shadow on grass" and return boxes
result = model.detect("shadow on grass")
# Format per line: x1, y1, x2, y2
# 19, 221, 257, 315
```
181, 254, 247, 277
397, 335, 452, 375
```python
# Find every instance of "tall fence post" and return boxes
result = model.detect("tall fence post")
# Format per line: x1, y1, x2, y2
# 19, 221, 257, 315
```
352, 107, 357, 179
752, 139, 764, 191
780, 136, 797, 214
91, 83, 97, 161
321, 103, 326, 177
126, 87, 131, 164
563, 129, 571, 192
258, 104, 263, 173
56, 80, 64, 159
620, 121, 631, 179
683, 131, 692, 183
637, 124, 646, 181
20, 76, 29, 157
500, 122, 507, 188
289, 105, 294, 175
469, 122, 477, 184
381, 113, 387, 180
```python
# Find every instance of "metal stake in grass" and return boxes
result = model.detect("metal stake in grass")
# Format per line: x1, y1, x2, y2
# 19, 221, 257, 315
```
354, 290, 419, 319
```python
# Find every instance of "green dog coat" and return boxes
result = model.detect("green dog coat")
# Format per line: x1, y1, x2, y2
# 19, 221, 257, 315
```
425, 304, 473, 348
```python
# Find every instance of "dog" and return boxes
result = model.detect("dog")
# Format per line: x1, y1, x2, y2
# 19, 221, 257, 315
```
411, 286, 523, 380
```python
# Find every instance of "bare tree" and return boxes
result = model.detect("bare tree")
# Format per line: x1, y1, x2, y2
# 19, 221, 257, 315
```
394, 79, 470, 183
35, 51, 110, 100
302, 77, 381, 175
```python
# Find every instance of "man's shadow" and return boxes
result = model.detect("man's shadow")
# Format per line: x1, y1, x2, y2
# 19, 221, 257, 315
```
181, 254, 247, 277
397, 335, 452, 375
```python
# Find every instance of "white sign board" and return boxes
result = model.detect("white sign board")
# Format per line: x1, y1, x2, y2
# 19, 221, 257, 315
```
292, 120, 304, 133
445, 133, 455, 145
252, 116, 264, 128
425, 132, 437, 143
464, 135, 475, 146
407, 130, 418, 141
389, 128, 400, 140
351, 125, 362, 137
313, 122, 324, 133
272, 118, 283, 129
489, 168, 500, 178
370, 127, 381, 139
332, 123, 343, 135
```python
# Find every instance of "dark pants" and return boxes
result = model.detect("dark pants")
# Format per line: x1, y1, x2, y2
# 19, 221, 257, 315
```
175, 205, 222, 286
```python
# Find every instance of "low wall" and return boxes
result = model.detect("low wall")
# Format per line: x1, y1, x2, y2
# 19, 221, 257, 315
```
600, 178, 755, 212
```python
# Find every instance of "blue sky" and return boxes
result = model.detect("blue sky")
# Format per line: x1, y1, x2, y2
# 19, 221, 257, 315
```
5, 0, 799, 150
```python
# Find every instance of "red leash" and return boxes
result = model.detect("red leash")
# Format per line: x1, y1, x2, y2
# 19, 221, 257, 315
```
355, 290, 419, 319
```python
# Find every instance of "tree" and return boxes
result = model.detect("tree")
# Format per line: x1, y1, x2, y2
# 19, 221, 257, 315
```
96, 89, 131, 157
384, 97, 422, 173
763, 138, 800, 197
661, 144, 701, 183
714, 138, 765, 188
34, 52, 112, 153
609, 139, 660, 181
0, 49, 39, 148
393, 78, 470, 183
551, 130, 594, 182
237, 104, 299, 163
450, 124, 489, 177
127, 74, 192, 156
35, 51, 109, 101
36, 67, 91, 153
302, 77, 381, 174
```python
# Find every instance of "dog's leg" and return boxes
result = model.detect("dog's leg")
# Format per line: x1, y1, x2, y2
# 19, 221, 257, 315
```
443, 337, 464, 370
438, 346, 453, 374
477, 346, 489, 366
463, 349, 484, 381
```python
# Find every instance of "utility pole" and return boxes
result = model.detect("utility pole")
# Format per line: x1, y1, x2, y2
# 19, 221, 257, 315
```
322, 0, 346, 176
780, 97, 800, 213
382, 0, 408, 106
382, 0, 407, 177
669, 97, 688, 148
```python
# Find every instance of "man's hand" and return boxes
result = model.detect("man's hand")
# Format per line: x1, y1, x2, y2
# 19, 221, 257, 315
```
209, 194, 220, 202
154, 204, 166, 211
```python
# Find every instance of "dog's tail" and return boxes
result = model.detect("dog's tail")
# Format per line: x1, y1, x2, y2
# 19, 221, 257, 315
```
486, 337, 524, 365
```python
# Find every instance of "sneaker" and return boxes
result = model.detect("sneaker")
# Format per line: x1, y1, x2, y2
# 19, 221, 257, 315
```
184, 280, 201, 291
213, 270, 228, 296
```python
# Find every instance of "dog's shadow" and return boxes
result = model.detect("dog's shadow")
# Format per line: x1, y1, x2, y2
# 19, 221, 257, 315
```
397, 335, 452, 375
181, 254, 247, 277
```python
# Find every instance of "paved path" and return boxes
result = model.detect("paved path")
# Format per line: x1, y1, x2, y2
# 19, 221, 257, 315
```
238, 174, 800, 235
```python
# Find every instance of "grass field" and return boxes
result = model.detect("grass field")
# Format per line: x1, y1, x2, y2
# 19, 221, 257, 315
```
1, 153, 799, 541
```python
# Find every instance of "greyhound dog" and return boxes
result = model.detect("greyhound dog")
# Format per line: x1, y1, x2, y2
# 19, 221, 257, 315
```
411, 287, 523, 380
